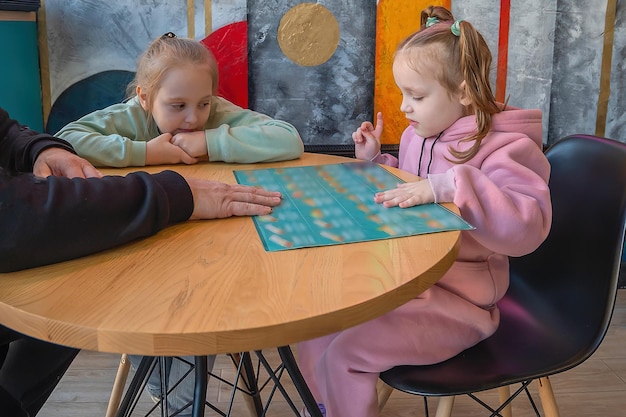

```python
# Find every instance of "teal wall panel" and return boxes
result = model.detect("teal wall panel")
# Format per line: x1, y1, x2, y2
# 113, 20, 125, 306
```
0, 16, 43, 131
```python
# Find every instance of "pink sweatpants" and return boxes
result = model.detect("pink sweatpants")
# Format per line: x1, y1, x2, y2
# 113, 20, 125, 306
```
296, 285, 500, 417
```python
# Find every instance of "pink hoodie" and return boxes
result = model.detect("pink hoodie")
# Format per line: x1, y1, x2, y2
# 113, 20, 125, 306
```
373, 107, 552, 308
295, 108, 552, 417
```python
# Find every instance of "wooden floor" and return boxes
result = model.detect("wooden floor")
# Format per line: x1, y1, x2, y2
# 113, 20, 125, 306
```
40, 290, 626, 417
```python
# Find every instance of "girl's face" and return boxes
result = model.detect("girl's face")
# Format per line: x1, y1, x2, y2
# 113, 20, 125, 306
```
392, 54, 467, 138
138, 64, 214, 135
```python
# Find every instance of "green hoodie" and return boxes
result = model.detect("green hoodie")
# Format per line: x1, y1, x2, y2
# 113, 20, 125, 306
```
55, 96, 304, 167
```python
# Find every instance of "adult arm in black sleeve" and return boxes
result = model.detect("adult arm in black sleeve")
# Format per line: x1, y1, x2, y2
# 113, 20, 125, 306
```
1, 107, 194, 272
0, 109, 194, 417
0, 107, 280, 272
0, 170, 193, 272
0, 107, 75, 173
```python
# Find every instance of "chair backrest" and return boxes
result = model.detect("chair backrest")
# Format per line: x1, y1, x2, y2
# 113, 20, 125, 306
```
506, 134, 626, 368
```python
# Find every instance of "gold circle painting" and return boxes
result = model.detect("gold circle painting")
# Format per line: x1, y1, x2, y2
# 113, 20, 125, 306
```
277, 3, 340, 67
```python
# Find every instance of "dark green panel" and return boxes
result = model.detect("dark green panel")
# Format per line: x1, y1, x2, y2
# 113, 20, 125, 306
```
0, 17, 43, 131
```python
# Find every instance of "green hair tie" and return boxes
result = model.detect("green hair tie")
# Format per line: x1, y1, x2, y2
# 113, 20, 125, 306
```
451, 20, 463, 36
426, 17, 439, 28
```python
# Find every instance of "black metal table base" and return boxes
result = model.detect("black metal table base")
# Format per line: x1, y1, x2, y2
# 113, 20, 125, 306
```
113, 347, 323, 417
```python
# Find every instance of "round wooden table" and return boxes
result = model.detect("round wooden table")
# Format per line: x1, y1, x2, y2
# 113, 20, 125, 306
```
0, 152, 461, 416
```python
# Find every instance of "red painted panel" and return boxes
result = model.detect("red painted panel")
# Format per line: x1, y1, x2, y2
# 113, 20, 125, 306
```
496, 0, 510, 103
201, 21, 248, 109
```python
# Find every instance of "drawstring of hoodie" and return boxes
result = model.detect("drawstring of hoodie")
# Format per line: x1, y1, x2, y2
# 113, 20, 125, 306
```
417, 131, 443, 177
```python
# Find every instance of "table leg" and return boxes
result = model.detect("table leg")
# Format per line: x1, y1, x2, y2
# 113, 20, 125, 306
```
113, 355, 252, 417
115, 352, 311, 417
239, 352, 265, 416
192, 356, 208, 417
159, 358, 169, 416
277, 346, 324, 417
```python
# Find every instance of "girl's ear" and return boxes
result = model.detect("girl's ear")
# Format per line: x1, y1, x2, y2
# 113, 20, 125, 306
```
136, 86, 150, 111
458, 81, 472, 106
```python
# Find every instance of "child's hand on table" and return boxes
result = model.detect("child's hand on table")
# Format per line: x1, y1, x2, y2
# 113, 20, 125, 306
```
374, 179, 435, 208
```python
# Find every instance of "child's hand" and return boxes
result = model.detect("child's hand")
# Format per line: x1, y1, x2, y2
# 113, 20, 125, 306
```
374, 179, 435, 208
146, 133, 199, 165
172, 131, 209, 160
352, 112, 383, 160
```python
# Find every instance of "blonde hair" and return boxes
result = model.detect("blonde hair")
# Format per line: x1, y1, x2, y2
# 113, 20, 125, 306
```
396, 6, 501, 163
126, 34, 219, 111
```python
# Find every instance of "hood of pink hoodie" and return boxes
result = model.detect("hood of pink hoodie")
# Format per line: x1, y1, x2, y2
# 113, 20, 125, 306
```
438, 107, 543, 148
397, 106, 544, 180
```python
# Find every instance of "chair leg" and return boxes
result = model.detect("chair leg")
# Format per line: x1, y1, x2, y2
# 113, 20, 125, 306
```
498, 386, 513, 417
105, 353, 131, 417
536, 377, 560, 417
377, 379, 394, 412
434, 396, 455, 417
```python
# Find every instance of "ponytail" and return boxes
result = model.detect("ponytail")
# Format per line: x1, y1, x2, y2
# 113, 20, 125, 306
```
452, 20, 501, 163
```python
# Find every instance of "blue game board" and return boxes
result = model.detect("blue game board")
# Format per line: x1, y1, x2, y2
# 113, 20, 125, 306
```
234, 161, 474, 252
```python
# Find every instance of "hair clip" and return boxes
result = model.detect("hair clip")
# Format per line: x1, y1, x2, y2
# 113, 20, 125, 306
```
425, 17, 439, 28
451, 20, 463, 36
161, 32, 177, 39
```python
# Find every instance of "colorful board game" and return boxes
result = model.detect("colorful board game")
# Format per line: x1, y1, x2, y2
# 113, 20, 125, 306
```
234, 161, 473, 252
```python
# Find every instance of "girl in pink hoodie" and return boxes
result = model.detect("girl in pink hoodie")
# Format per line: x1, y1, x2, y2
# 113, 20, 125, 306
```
296, 6, 552, 417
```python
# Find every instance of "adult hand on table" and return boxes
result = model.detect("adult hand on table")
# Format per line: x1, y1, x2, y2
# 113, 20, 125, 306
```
33, 147, 103, 179
186, 179, 282, 219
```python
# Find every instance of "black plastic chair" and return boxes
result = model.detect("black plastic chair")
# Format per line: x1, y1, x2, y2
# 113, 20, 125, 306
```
378, 134, 626, 417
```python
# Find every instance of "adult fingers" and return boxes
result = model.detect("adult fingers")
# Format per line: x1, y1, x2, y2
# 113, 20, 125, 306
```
231, 190, 282, 208
229, 184, 282, 198
33, 164, 52, 178
229, 201, 275, 217
82, 164, 103, 178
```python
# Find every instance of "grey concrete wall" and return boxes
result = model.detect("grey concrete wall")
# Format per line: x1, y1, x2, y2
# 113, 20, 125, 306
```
454, 0, 623, 145
248, 0, 376, 145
